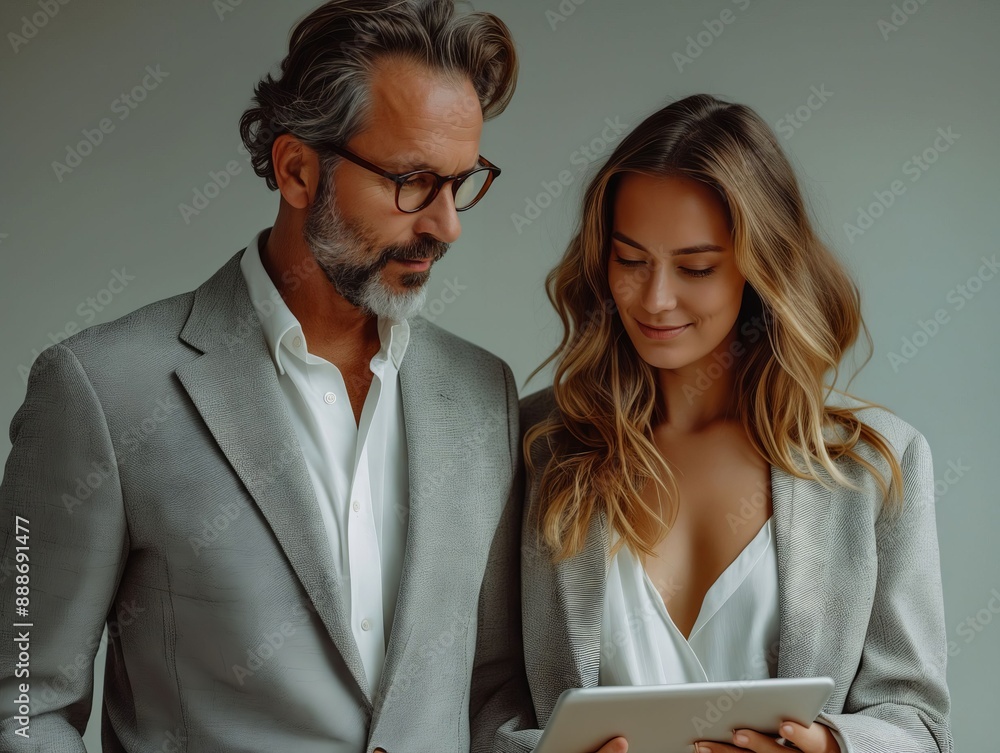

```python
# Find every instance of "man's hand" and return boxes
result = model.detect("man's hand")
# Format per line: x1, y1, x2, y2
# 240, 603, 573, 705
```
695, 720, 841, 753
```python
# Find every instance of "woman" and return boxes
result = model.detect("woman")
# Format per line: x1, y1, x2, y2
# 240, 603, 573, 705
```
500, 94, 952, 753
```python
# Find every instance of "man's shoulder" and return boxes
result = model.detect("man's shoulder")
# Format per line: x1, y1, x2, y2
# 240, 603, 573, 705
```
408, 316, 512, 379
42, 289, 195, 368
29, 250, 244, 385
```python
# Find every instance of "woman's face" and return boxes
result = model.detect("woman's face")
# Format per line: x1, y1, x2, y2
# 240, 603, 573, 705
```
607, 172, 746, 373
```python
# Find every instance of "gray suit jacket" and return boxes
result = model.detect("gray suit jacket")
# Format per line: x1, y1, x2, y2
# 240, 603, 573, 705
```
0, 248, 530, 752
491, 388, 953, 753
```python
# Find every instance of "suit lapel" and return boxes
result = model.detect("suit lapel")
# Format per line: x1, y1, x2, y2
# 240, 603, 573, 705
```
773, 464, 835, 680
175, 249, 372, 706
373, 318, 484, 704
526, 503, 608, 726
372, 321, 440, 701
554, 508, 608, 689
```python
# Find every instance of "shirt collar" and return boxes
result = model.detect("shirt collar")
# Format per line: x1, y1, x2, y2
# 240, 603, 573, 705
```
238, 227, 410, 375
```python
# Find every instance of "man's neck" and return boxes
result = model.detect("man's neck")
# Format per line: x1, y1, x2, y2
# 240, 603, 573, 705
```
259, 223, 381, 371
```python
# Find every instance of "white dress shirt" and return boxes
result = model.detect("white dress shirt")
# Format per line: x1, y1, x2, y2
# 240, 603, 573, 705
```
239, 227, 409, 696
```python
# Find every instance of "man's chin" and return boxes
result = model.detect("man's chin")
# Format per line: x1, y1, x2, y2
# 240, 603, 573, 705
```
377, 260, 432, 290
356, 277, 428, 321
397, 270, 431, 290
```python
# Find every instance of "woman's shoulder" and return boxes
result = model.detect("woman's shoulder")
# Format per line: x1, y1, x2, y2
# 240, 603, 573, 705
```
519, 387, 561, 472
831, 403, 934, 500
519, 386, 558, 433
852, 404, 925, 446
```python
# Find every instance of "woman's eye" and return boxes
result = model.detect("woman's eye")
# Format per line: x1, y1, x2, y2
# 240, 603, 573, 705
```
613, 255, 645, 267
680, 267, 715, 278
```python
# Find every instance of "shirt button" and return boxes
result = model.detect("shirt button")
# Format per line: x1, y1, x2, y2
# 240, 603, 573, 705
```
292, 336, 302, 349
352, 500, 361, 512
361, 618, 371, 631
324, 392, 336, 404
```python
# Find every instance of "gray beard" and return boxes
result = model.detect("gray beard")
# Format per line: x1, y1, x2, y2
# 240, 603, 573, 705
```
302, 180, 448, 321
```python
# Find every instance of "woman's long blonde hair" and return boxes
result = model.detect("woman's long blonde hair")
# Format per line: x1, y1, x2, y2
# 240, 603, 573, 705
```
526, 93, 903, 561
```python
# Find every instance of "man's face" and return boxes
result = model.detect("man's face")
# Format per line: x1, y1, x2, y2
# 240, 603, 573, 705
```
304, 57, 484, 320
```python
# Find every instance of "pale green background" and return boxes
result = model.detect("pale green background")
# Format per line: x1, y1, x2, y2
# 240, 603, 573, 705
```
1, 0, 997, 750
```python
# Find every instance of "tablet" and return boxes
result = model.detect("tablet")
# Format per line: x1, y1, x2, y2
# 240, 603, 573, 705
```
534, 677, 836, 753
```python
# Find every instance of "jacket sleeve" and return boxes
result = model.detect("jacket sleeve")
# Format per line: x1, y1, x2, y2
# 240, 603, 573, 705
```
816, 431, 953, 753
0, 344, 129, 751
469, 362, 538, 753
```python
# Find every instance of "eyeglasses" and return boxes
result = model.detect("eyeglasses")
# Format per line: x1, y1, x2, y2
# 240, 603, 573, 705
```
325, 144, 501, 213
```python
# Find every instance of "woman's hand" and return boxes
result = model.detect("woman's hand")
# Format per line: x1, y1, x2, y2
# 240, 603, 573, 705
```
592, 737, 627, 753
374, 736, 630, 753
695, 720, 841, 753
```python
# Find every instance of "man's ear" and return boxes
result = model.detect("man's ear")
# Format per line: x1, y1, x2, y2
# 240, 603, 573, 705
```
273, 134, 319, 210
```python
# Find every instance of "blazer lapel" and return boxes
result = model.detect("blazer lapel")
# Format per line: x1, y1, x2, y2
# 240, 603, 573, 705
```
373, 318, 480, 703
554, 509, 608, 689
773, 463, 837, 680
525, 504, 608, 727
174, 249, 372, 706
372, 324, 439, 701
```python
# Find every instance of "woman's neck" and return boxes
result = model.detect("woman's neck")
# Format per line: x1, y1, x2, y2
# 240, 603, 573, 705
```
656, 329, 741, 433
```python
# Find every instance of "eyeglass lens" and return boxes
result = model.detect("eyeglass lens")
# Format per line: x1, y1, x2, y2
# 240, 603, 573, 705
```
397, 168, 491, 211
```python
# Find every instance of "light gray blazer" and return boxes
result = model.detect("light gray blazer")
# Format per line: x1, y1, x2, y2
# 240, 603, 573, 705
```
0, 248, 530, 753
490, 388, 953, 753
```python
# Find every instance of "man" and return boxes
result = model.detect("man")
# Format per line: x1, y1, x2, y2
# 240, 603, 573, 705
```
0, 2, 533, 751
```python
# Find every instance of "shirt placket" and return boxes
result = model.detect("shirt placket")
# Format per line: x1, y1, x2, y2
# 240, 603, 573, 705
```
348, 442, 386, 690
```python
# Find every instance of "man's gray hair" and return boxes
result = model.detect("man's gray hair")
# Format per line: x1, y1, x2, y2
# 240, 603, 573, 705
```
239, 0, 518, 190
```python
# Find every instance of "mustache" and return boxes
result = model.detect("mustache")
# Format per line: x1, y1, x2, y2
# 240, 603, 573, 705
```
328, 235, 449, 300
377, 236, 449, 268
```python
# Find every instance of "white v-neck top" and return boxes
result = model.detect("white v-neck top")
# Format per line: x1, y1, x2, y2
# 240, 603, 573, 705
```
600, 517, 779, 686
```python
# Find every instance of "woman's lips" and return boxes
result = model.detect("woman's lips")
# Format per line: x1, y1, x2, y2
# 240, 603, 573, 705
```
636, 321, 690, 340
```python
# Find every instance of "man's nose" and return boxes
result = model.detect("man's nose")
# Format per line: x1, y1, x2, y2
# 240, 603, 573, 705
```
413, 186, 462, 245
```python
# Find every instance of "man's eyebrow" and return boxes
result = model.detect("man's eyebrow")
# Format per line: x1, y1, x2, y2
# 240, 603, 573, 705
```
612, 231, 725, 256
384, 158, 428, 172
385, 157, 480, 175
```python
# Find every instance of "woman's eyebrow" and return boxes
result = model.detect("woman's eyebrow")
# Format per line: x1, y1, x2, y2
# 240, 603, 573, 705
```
612, 231, 724, 256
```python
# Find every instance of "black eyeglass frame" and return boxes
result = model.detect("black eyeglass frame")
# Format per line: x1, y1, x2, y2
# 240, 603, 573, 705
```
325, 144, 501, 213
